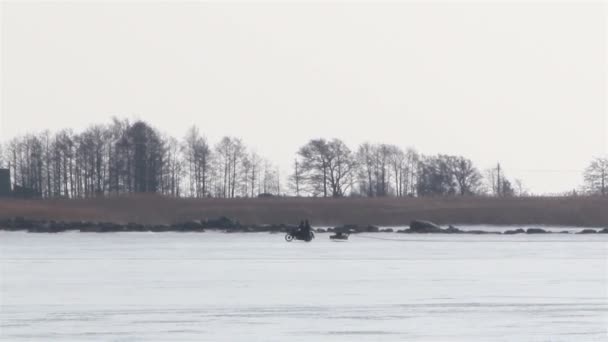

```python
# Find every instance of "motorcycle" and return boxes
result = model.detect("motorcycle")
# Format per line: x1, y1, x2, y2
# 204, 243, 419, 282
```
285, 229, 315, 242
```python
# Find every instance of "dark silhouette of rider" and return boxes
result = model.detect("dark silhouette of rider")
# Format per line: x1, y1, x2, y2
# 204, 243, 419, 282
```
302, 220, 311, 237
297, 219, 311, 239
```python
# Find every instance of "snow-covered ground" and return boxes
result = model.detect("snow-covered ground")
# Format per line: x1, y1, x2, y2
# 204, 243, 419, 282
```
1, 230, 607, 341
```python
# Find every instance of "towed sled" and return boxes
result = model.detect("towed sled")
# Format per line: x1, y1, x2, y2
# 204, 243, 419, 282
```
330, 232, 349, 241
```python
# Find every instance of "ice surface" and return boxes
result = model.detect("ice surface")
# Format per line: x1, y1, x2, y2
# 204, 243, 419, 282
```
1, 230, 607, 341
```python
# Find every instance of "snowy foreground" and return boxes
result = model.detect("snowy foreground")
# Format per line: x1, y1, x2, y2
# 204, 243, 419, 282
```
1, 230, 607, 341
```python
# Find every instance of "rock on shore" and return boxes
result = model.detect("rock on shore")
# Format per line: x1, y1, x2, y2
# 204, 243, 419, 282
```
526, 228, 549, 234
408, 220, 444, 233
330, 224, 381, 233
1, 217, 606, 235
504, 228, 526, 235
577, 229, 597, 234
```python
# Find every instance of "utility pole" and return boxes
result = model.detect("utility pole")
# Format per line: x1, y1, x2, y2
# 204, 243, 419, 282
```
294, 159, 300, 197
277, 168, 281, 196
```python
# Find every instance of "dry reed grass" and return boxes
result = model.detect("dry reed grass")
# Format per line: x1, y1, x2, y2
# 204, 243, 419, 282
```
0, 194, 606, 227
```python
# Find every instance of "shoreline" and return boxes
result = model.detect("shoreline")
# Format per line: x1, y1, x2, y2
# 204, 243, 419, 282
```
1, 217, 606, 235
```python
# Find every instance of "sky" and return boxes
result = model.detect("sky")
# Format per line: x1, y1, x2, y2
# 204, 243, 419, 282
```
0, 1, 606, 195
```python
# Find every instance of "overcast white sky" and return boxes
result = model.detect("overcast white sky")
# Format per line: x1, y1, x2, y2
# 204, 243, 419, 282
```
0, 1, 606, 195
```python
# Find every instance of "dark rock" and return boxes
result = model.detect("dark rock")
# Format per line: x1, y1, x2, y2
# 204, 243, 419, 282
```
249, 225, 270, 232
28, 221, 66, 233
504, 228, 526, 235
168, 221, 205, 232
176, 220, 204, 231
281, 224, 296, 233
445, 226, 464, 234
0, 218, 12, 229
63, 221, 79, 230
598, 228, 608, 234
316, 228, 326, 233
577, 229, 597, 234
52, 221, 69, 232
204, 216, 240, 229
381, 228, 394, 233
341, 224, 359, 231
364, 225, 380, 233
249, 224, 292, 233
526, 228, 548, 234
13, 216, 34, 229
464, 230, 498, 234
80, 226, 102, 232
559, 231, 570, 234
409, 220, 443, 233
332, 225, 357, 233
399, 229, 415, 233
149, 225, 171, 232
126, 222, 146, 231
82, 221, 95, 229
59, 221, 79, 230
248, 224, 265, 232
81, 222, 124, 232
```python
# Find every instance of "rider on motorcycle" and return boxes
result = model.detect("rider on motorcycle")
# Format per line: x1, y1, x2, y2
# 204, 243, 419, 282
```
297, 219, 312, 239
285, 219, 314, 242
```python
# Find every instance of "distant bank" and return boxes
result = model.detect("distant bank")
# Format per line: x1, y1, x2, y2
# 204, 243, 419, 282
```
0, 195, 606, 228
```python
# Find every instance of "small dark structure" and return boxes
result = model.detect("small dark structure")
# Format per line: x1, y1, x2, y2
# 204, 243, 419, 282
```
0, 168, 11, 197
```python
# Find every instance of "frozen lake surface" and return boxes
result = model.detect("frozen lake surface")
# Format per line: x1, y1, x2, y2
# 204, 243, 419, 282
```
1, 230, 607, 341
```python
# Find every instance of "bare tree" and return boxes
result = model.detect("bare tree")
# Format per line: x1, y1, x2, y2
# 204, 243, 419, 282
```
584, 157, 608, 196
298, 139, 330, 197
229, 138, 245, 198
326, 139, 356, 197
404, 148, 420, 196
288, 158, 302, 196
213, 137, 247, 198
355, 144, 419, 197
183, 126, 212, 198
247, 151, 260, 197
183, 126, 199, 197
483, 168, 498, 196
0, 116, 517, 200
260, 159, 280, 195
298, 138, 356, 197
513, 178, 527, 197
163, 136, 183, 196
416, 155, 456, 196
387, 145, 406, 197
374, 144, 391, 196
449, 156, 482, 196
356, 143, 376, 197
484, 164, 515, 197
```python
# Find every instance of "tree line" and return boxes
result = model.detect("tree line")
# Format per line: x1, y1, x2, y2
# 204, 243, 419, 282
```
0, 118, 280, 199
0, 118, 605, 198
